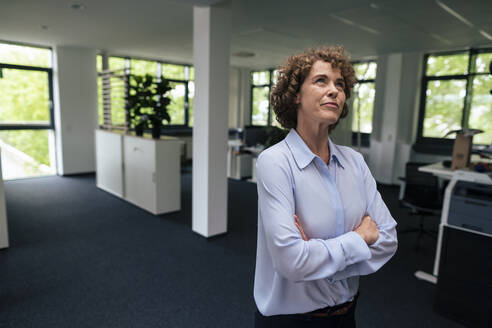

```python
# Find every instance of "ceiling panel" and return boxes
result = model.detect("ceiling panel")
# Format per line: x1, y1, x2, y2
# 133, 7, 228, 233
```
1, 0, 491, 68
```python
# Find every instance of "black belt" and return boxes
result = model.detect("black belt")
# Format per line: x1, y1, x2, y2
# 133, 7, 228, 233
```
302, 293, 359, 317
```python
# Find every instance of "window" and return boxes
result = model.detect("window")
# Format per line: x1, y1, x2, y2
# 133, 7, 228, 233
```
250, 69, 279, 126
418, 49, 492, 147
162, 64, 194, 127
96, 55, 194, 129
351, 61, 377, 147
0, 42, 55, 179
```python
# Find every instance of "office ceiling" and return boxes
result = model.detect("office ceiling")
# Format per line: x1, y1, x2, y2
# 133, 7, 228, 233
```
1, 0, 492, 69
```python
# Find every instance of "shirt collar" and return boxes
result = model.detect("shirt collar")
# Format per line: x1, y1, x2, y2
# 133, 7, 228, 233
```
328, 137, 345, 169
285, 129, 345, 170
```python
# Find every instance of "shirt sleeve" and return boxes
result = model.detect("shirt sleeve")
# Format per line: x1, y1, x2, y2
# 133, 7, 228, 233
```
329, 152, 398, 281
256, 151, 372, 283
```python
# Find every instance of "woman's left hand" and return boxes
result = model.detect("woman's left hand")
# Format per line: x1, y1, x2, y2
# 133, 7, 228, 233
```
294, 214, 308, 241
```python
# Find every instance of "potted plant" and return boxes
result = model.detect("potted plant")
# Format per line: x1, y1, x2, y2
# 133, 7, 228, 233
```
125, 74, 172, 138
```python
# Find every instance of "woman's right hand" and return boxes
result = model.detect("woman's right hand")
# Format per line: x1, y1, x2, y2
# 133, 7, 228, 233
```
354, 215, 379, 245
294, 214, 308, 241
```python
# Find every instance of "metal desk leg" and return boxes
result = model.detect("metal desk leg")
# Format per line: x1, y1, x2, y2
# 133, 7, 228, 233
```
414, 223, 444, 284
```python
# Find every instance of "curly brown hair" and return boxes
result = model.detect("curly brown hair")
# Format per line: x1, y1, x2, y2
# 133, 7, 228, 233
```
270, 46, 357, 132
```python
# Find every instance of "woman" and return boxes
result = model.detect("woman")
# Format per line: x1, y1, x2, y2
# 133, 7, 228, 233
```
254, 46, 398, 327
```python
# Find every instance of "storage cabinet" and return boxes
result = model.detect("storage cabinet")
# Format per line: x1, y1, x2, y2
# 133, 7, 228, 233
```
124, 135, 181, 214
95, 130, 181, 215
434, 226, 492, 328
95, 130, 124, 197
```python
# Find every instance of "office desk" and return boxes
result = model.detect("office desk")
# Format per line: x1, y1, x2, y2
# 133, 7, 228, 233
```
419, 156, 492, 180
226, 141, 263, 181
242, 146, 263, 183
227, 140, 252, 180
414, 163, 492, 284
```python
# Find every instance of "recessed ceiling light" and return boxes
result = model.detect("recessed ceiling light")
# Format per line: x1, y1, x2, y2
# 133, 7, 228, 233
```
232, 51, 255, 58
70, 3, 86, 10
41, 25, 49, 30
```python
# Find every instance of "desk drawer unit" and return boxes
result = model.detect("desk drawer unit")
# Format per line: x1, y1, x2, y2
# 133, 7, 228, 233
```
434, 226, 492, 328
448, 181, 492, 235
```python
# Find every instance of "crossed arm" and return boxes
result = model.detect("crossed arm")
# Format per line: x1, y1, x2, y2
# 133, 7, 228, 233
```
294, 214, 379, 245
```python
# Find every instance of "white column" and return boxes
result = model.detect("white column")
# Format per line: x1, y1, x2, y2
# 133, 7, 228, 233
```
239, 67, 252, 128
369, 52, 424, 184
0, 150, 9, 249
376, 53, 403, 184
229, 68, 240, 128
53, 46, 98, 175
192, 4, 231, 237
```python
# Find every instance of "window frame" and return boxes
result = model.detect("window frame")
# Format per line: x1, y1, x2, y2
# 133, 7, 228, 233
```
0, 41, 56, 178
351, 60, 377, 147
416, 47, 492, 152
0, 63, 55, 131
250, 69, 275, 127
98, 54, 194, 131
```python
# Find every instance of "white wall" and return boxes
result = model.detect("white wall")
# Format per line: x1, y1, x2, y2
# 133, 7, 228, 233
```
53, 46, 98, 175
228, 67, 252, 129
229, 68, 240, 128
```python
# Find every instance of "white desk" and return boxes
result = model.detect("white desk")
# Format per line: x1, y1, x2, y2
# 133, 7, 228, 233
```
414, 163, 492, 284
419, 156, 492, 180
0, 148, 9, 249
242, 146, 264, 183
227, 140, 253, 180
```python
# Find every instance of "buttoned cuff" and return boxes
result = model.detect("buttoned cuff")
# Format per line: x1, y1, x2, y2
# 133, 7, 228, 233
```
337, 231, 372, 266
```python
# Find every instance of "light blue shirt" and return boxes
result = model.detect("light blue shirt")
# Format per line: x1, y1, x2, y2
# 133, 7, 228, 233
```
254, 129, 398, 316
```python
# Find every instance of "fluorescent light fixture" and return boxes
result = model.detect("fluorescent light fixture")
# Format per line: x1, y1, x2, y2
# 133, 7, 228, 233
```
436, 0, 473, 28
358, 25, 380, 35
330, 14, 380, 35
429, 33, 452, 45
70, 3, 86, 11
331, 14, 355, 26
232, 51, 255, 58
479, 30, 492, 40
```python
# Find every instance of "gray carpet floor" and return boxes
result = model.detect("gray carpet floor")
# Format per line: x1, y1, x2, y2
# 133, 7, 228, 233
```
0, 171, 464, 327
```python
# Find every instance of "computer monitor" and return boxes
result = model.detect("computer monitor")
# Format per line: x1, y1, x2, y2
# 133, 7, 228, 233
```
243, 126, 267, 147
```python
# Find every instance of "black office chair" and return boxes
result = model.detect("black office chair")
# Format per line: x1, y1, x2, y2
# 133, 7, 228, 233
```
398, 162, 442, 249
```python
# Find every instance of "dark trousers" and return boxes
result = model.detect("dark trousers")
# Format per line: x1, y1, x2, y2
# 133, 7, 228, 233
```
255, 303, 356, 328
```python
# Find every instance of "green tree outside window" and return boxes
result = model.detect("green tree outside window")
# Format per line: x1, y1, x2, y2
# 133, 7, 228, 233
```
421, 49, 492, 145
0, 42, 54, 179
352, 62, 377, 134
0, 43, 51, 68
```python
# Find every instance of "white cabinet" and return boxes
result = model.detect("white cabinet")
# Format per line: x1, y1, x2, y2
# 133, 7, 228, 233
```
0, 148, 9, 249
95, 130, 124, 197
124, 135, 181, 214
95, 130, 181, 215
